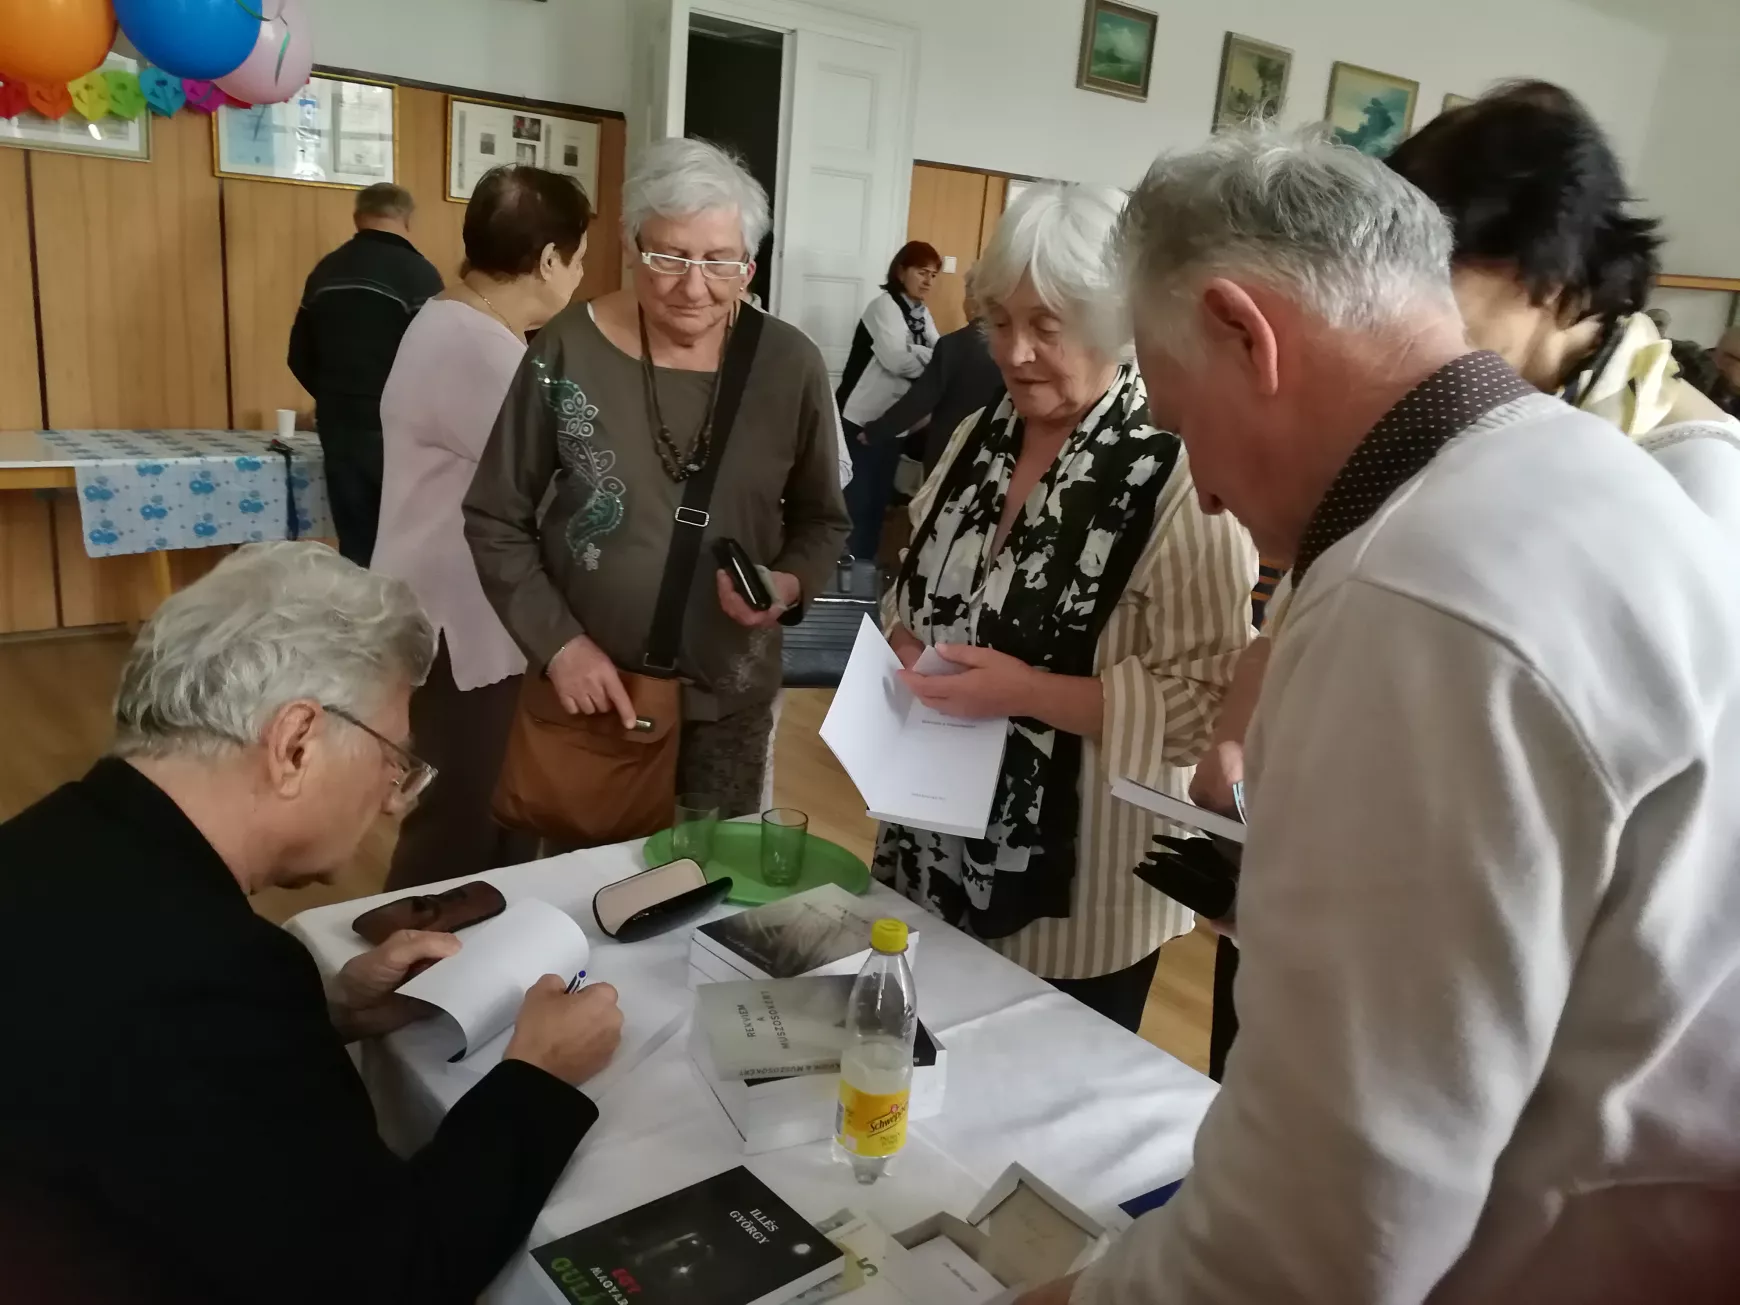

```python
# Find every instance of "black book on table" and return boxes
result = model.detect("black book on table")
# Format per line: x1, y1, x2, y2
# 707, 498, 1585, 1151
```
531, 1166, 844, 1305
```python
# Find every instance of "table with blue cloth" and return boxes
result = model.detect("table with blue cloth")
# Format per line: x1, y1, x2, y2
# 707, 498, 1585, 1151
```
0, 429, 334, 620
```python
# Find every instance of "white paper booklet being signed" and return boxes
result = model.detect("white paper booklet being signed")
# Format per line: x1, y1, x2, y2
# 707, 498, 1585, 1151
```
820, 616, 1008, 840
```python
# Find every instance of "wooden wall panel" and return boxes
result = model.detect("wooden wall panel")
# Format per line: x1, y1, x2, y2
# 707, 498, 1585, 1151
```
583, 117, 627, 301
223, 174, 354, 430
0, 151, 42, 427
0, 492, 57, 634
906, 163, 991, 333
32, 112, 228, 429
396, 87, 467, 286
980, 175, 1008, 252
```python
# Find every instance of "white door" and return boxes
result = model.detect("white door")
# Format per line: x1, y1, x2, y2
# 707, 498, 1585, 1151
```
774, 27, 910, 382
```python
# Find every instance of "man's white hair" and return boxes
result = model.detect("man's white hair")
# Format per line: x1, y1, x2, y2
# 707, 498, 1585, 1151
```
972, 181, 1131, 358
622, 136, 770, 256
1116, 126, 1457, 356
113, 542, 434, 760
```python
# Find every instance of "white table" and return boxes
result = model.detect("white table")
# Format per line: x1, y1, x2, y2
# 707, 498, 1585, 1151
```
288, 839, 1216, 1304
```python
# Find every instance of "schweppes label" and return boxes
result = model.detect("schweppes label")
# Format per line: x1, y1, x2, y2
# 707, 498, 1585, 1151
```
834, 1084, 909, 1158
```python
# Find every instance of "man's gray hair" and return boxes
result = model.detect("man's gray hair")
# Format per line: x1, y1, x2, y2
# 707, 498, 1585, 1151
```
972, 182, 1131, 358
113, 542, 434, 760
1116, 126, 1457, 355
622, 136, 770, 256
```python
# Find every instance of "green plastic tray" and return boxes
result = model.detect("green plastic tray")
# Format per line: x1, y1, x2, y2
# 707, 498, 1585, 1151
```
643, 821, 870, 904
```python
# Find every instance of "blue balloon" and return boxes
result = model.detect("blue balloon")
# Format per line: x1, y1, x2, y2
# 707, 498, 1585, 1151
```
114, 0, 258, 82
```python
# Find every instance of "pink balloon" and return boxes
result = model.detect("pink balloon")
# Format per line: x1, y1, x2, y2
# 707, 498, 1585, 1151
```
214, 0, 313, 106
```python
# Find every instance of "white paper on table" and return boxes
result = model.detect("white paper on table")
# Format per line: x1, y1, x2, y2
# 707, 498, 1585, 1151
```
397, 899, 589, 1060
820, 616, 1008, 839
907, 1234, 1009, 1302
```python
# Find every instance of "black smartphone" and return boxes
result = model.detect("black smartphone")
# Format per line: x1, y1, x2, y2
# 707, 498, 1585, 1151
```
714, 537, 772, 611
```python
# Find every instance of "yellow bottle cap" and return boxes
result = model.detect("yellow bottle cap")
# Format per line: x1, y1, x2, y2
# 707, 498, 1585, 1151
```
871, 918, 909, 954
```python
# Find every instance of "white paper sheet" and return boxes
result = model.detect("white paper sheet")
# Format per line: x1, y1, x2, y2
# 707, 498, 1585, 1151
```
820, 617, 1008, 838
397, 899, 590, 1059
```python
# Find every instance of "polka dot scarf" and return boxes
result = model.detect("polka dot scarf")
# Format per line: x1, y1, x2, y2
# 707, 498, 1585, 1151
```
1293, 351, 1535, 584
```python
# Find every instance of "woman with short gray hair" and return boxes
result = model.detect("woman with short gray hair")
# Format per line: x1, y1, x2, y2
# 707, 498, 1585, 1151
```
876, 183, 1258, 1030
466, 137, 849, 833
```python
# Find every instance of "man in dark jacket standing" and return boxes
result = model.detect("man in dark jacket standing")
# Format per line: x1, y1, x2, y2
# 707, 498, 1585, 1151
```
289, 183, 443, 563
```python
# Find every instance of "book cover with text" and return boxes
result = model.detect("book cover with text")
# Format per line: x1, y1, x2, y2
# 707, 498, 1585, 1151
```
532, 1166, 843, 1305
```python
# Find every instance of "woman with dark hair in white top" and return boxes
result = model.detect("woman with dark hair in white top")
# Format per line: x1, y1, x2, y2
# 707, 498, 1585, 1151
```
837, 240, 942, 559
372, 164, 590, 888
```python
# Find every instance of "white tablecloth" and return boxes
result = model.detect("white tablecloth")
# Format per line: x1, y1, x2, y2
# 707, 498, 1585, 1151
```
287, 838, 1216, 1304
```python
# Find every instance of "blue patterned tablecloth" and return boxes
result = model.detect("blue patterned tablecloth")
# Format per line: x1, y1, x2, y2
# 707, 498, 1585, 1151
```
32, 430, 334, 559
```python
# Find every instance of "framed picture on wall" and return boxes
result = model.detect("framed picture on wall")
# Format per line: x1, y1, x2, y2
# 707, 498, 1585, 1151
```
446, 95, 601, 204
0, 53, 150, 163
1213, 33, 1292, 131
1325, 62, 1419, 158
214, 72, 396, 188
1076, 0, 1159, 103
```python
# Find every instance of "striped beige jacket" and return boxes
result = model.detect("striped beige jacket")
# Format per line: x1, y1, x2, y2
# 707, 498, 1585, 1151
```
886, 415, 1257, 980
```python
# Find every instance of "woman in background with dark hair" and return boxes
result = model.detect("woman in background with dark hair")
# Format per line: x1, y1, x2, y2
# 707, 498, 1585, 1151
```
372, 165, 591, 887
838, 240, 943, 559
1386, 81, 1740, 528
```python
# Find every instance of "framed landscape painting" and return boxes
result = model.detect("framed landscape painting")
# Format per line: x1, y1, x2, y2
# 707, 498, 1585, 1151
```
1213, 32, 1292, 130
1077, 0, 1158, 102
1325, 61, 1419, 157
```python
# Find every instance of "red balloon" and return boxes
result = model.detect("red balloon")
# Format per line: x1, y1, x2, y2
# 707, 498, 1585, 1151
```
0, 0, 118, 85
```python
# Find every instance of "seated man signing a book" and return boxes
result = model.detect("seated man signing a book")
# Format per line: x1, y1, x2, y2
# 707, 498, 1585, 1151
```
0, 543, 623, 1305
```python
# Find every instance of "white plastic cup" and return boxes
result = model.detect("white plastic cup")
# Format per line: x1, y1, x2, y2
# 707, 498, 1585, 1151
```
275, 408, 297, 440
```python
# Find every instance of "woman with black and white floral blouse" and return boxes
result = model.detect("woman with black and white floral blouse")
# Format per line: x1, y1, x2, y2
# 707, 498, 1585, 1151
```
876, 183, 1258, 1030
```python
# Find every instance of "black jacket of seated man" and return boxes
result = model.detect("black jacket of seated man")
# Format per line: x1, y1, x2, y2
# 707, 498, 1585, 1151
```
0, 758, 593, 1305
288, 228, 443, 565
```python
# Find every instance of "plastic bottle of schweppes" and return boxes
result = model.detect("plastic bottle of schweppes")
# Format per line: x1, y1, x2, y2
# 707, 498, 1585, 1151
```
833, 918, 917, 1184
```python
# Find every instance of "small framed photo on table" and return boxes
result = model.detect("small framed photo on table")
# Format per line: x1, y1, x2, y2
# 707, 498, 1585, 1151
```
214, 71, 397, 189
1076, 0, 1159, 103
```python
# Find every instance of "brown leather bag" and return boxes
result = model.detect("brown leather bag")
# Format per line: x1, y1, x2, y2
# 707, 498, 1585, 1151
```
489, 304, 765, 849
492, 670, 681, 848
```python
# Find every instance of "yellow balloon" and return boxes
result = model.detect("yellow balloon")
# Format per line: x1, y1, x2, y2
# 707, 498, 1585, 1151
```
0, 0, 118, 85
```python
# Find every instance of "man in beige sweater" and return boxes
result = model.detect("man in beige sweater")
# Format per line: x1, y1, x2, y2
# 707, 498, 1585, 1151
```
1022, 129, 1740, 1304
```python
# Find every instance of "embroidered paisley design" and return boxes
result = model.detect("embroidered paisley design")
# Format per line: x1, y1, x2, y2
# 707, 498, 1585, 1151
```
533, 355, 624, 570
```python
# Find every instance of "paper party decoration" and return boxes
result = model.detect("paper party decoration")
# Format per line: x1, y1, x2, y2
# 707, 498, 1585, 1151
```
181, 78, 225, 113
138, 65, 184, 116
0, 79, 28, 120
68, 70, 113, 121
0, 0, 117, 85
216, 0, 312, 106
103, 69, 146, 119
113, 0, 257, 82
28, 81, 75, 120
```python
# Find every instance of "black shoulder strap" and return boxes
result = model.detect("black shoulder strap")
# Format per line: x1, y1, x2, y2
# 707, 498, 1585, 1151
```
642, 305, 766, 674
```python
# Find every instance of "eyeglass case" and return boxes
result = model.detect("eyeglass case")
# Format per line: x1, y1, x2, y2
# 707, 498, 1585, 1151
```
594, 858, 734, 942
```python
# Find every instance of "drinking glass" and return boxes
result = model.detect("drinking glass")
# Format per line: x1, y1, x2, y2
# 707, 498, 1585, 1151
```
672, 793, 720, 864
760, 808, 809, 888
